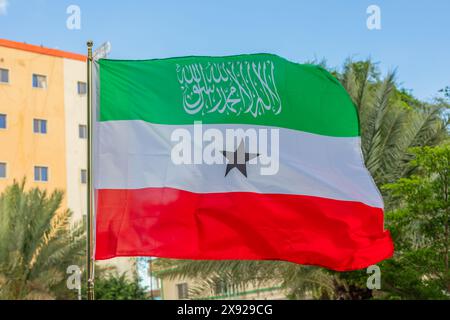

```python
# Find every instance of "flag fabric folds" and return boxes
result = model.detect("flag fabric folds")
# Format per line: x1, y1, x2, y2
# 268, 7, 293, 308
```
94, 54, 394, 271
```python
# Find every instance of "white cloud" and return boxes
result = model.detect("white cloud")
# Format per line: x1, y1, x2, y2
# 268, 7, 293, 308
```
0, 0, 8, 16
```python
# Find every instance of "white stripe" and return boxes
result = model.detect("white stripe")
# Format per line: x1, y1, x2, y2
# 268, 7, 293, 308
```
95, 120, 383, 208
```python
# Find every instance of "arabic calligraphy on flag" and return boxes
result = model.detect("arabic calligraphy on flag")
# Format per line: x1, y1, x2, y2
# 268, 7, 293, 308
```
176, 60, 282, 117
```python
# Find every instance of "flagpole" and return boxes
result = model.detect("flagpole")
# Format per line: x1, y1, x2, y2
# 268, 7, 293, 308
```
86, 40, 95, 301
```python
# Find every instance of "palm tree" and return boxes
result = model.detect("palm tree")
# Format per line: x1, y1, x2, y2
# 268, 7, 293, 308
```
340, 59, 448, 187
154, 59, 449, 299
0, 180, 85, 300
155, 259, 336, 299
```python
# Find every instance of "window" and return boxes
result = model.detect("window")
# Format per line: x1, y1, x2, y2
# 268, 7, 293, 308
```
176, 283, 189, 299
32, 74, 47, 89
0, 114, 6, 129
33, 119, 47, 134
213, 279, 235, 296
81, 169, 87, 184
34, 166, 48, 182
214, 279, 227, 295
79, 125, 87, 139
0, 68, 9, 83
0, 163, 6, 178
77, 81, 87, 95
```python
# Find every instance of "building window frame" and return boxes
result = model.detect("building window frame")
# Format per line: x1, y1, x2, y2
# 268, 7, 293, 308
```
81, 169, 87, 184
0, 114, 6, 129
33, 119, 47, 134
32, 73, 47, 89
0, 68, 9, 84
77, 81, 87, 95
79, 124, 87, 139
176, 283, 189, 300
0, 162, 6, 179
34, 166, 49, 182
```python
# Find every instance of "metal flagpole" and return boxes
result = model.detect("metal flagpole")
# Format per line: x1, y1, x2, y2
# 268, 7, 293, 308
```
86, 40, 95, 300
149, 258, 154, 300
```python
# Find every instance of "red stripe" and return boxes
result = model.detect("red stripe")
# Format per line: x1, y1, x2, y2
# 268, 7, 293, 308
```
95, 188, 393, 271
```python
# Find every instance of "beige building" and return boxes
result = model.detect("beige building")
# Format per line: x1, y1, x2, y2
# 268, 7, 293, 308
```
0, 38, 79, 207
0, 38, 135, 278
63, 57, 88, 222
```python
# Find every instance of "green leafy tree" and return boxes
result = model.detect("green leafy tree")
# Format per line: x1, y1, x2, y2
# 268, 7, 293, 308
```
0, 181, 85, 300
94, 272, 148, 300
379, 145, 450, 299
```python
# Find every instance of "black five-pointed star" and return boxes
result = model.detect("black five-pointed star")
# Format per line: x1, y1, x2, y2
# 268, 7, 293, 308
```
221, 141, 260, 178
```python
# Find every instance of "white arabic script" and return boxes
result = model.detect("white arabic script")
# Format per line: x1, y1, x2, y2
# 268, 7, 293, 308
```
176, 60, 282, 117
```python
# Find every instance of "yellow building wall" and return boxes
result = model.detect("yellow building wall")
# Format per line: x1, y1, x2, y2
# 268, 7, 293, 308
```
0, 45, 67, 206
63, 58, 87, 221
0, 41, 137, 279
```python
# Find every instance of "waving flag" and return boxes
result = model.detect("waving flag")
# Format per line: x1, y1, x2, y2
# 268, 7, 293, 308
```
94, 54, 393, 271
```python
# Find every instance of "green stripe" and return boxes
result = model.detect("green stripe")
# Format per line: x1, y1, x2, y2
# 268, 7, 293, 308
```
98, 54, 359, 137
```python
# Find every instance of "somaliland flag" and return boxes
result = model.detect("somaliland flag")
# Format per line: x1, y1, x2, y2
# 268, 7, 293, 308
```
94, 54, 394, 271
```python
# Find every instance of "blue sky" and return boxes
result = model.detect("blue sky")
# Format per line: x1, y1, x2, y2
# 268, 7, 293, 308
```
1, 0, 449, 100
